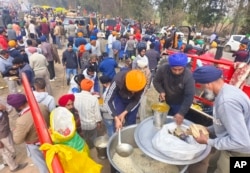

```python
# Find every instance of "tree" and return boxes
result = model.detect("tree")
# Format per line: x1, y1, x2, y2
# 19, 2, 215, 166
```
186, 0, 228, 30
153, 0, 185, 26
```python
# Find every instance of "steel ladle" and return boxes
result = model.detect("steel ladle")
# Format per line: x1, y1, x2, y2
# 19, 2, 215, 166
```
116, 128, 134, 157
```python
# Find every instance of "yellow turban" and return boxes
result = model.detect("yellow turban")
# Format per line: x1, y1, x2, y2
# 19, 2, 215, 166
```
210, 41, 217, 48
77, 32, 83, 37
8, 40, 16, 48
125, 70, 146, 92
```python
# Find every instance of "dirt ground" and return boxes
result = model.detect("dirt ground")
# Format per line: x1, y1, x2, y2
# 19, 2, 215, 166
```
0, 49, 112, 173
0, 46, 236, 172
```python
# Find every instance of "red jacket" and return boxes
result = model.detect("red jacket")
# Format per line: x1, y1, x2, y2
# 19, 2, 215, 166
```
40, 23, 50, 35
0, 35, 8, 50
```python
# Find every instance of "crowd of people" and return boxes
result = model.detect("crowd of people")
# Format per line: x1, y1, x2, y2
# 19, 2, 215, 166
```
0, 5, 249, 173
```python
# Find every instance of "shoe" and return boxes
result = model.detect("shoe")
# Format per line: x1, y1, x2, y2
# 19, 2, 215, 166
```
11, 163, 28, 172
50, 79, 55, 82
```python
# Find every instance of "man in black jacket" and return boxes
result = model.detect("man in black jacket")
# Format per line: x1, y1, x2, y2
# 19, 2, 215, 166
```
105, 69, 147, 130
62, 43, 78, 85
153, 53, 195, 125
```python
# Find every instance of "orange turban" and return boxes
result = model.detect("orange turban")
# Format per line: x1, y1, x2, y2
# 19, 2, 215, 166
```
125, 70, 146, 92
58, 94, 75, 107
80, 79, 93, 91
77, 32, 83, 37
8, 40, 16, 48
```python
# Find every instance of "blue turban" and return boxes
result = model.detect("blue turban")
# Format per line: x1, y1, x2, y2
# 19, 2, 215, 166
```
90, 35, 97, 41
67, 36, 74, 43
16, 35, 23, 41
193, 66, 222, 84
168, 53, 188, 67
40, 35, 47, 42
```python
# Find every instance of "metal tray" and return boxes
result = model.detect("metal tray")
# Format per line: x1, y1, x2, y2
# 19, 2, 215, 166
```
134, 116, 211, 165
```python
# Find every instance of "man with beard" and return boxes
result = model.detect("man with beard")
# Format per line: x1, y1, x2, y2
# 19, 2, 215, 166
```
188, 66, 250, 173
153, 53, 195, 125
58, 94, 82, 137
7, 93, 49, 173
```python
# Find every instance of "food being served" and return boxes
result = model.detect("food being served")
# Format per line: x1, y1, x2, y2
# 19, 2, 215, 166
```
113, 148, 179, 173
189, 124, 209, 138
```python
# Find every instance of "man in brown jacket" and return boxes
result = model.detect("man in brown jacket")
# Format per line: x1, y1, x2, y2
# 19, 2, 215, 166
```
0, 102, 28, 172
7, 93, 50, 173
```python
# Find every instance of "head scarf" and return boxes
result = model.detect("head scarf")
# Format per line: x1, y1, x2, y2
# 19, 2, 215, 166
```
7, 94, 27, 108
80, 79, 94, 91
168, 53, 188, 67
58, 94, 75, 107
40, 35, 47, 42
193, 66, 222, 84
8, 40, 16, 48
125, 70, 146, 92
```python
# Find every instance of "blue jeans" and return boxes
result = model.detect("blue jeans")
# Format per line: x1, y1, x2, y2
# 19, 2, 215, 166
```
26, 144, 48, 173
103, 118, 115, 138
66, 68, 77, 80
55, 36, 61, 49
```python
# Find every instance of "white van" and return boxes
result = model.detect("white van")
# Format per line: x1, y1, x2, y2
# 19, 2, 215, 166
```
224, 35, 245, 52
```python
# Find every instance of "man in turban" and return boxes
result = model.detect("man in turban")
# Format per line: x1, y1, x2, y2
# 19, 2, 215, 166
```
188, 65, 250, 173
105, 69, 147, 130
58, 94, 82, 136
6, 93, 50, 173
74, 79, 102, 148
99, 75, 114, 137
0, 101, 28, 172
153, 53, 195, 125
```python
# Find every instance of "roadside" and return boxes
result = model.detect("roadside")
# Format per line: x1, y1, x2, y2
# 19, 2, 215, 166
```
0, 49, 111, 173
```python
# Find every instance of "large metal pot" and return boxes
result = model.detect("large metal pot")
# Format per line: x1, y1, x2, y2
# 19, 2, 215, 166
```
107, 125, 188, 173
107, 125, 138, 173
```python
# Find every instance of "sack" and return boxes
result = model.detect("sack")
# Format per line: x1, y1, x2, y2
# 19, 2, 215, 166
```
152, 122, 206, 160
40, 143, 102, 173
49, 107, 76, 143
41, 107, 102, 173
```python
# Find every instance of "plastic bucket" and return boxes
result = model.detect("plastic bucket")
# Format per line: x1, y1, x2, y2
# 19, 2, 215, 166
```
94, 135, 109, 160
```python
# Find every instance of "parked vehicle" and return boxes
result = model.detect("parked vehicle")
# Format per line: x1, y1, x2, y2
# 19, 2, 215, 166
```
159, 26, 184, 37
224, 35, 245, 52
63, 16, 85, 32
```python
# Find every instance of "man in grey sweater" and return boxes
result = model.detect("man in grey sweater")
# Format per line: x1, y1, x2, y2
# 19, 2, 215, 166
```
190, 65, 250, 173
153, 53, 195, 125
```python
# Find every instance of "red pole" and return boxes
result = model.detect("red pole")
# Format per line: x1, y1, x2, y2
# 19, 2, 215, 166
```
21, 73, 64, 173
